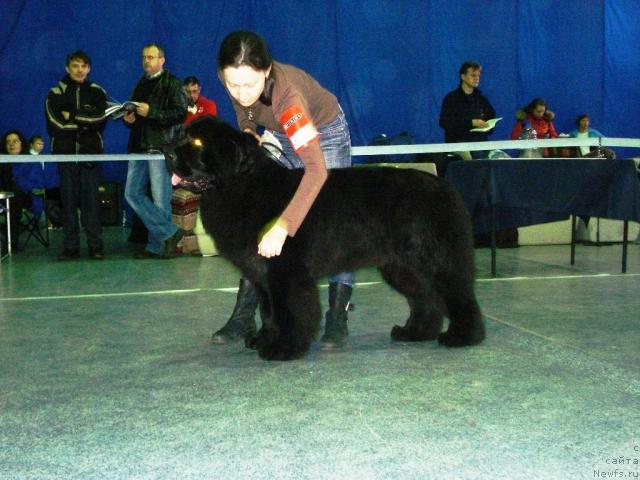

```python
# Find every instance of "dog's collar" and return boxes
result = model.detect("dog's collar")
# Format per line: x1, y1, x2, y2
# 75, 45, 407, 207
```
176, 175, 217, 193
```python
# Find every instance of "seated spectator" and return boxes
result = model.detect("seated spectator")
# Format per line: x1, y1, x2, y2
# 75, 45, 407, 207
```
569, 114, 614, 158
166, 76, 218, 255
511, 97, 558, 140
511, 97, 558, 157
13, 135, 61, 223
29, 135, 45, 155
1, 129, 33, 251
183, 76, 217, 125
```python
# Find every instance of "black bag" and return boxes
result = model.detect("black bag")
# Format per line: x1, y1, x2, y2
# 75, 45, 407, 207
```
98, 182, 122, 226
366, 131, 416, 164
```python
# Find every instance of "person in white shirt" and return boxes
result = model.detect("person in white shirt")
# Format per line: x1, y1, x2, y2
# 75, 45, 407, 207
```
569, 114, 603, 156
29, 135, 45, 156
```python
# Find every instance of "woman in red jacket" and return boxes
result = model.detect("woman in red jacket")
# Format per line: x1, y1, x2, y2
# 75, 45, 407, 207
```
511, 97, 558, 157
510, 97, 558, 140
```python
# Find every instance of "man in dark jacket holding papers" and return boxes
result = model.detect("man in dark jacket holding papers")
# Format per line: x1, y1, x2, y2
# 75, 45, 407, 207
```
123, 43, 187, 259
439, 61, 496, 160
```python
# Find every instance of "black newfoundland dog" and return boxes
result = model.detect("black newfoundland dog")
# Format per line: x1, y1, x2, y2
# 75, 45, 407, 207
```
167, 116, 484, 361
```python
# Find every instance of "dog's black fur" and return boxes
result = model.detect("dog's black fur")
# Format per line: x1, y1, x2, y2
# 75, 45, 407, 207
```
167, 116, 484, 360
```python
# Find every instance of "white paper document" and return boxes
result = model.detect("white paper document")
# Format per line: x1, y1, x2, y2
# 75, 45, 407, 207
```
470, 117, 502, 132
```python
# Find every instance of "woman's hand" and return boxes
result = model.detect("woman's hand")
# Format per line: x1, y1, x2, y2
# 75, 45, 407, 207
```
257, 218, 288, 258
244, 128, 262, 143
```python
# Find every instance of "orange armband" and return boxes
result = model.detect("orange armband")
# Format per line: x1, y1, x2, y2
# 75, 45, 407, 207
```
280, 105, 319, 152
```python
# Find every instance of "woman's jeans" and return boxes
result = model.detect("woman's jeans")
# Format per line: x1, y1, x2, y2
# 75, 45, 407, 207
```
268, 106, 354, 287
125, 154, 178, 255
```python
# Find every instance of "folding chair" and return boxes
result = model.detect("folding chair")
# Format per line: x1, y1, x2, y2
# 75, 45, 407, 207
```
1, 191, 15, 259
19, 190, 49, 249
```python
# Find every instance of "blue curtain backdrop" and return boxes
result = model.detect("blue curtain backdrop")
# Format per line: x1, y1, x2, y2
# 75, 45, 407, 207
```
1, 0, 639, 175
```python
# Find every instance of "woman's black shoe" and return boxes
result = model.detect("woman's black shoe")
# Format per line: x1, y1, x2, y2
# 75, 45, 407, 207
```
210, 278, 259, 344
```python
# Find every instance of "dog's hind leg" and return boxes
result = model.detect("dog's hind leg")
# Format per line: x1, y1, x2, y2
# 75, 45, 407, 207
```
258, 268, 321, 361
436, 275, 485, 347
378, 264, 444, 342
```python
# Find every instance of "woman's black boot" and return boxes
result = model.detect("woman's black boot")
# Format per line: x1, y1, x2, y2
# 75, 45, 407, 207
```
210, 278, 259, 344
320, 283, 353, 350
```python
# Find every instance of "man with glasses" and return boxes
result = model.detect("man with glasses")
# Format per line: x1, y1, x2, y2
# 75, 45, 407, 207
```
123, 43, 187, 259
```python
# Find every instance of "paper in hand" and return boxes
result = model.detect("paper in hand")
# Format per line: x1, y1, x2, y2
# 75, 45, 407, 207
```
470, 117, 502, 132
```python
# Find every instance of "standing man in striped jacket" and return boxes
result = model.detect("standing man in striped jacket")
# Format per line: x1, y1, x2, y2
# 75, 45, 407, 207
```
45, 50, 107, 261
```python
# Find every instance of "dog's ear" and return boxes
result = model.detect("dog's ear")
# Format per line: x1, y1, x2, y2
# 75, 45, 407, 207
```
232, 131, 261, 175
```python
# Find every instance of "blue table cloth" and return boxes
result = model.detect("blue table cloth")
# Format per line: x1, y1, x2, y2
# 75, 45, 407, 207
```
445, 159, 640, 234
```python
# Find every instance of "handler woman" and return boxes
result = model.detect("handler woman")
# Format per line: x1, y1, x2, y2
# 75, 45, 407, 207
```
210, 30, 354, 349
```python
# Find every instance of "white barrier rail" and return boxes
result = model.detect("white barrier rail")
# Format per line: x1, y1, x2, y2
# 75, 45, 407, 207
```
351, 137, 640, 156
0, 153, 165, 163
601, 137, 640, 148
1, 137, 639, 163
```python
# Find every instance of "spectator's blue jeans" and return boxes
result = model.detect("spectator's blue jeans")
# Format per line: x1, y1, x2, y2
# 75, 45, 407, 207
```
125, 156, 178, 255
268, 107, 354, 287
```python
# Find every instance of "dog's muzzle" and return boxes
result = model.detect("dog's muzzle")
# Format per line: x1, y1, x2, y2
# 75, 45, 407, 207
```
164, 136, 217, 193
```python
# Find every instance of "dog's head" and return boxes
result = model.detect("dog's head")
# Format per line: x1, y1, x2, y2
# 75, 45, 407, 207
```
166, 115, 263, 193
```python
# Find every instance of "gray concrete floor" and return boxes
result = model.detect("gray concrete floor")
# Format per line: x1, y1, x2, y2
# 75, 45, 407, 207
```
1, 227, 639, 479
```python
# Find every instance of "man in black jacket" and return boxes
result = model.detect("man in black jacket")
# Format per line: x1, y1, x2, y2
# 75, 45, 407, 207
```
123, 43, 187, 259
45, 50, 107, 261
439, 61, 496, 160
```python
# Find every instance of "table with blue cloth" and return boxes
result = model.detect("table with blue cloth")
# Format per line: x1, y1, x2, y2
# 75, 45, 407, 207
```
445, 158, 640, 277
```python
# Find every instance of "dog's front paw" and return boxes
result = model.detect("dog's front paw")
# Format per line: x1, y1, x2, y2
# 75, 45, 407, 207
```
246, 327, 278, 350
391, 325, 412, 341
